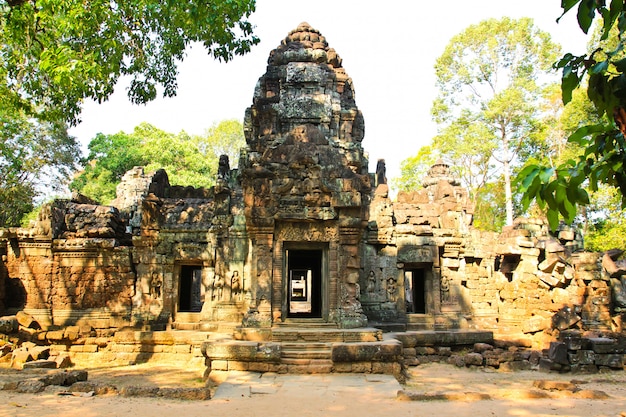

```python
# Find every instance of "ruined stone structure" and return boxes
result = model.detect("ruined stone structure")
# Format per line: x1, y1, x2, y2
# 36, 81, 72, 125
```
1, 23, 625, 375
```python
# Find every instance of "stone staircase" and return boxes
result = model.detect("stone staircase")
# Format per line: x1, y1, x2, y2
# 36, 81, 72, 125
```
406, 314, 435, 331
269, 321, 385, 371
279, 342, 334, 371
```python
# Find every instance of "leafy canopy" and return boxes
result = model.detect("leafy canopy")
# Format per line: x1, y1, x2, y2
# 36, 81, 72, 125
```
1, 0, 259, 124
518, 0, 626, 230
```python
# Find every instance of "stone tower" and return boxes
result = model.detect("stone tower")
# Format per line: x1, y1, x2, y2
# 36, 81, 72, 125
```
239, 22, 371, 328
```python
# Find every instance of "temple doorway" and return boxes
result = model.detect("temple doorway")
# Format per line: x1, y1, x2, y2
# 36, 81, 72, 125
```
285, 249, 323, 318
405, 268, 427, 314
178, 265, 203, 312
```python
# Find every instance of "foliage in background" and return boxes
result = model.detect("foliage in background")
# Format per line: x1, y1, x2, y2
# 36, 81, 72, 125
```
0, 106, 80, 226
71, 120, 246, 204
583, 183, 626, 251
432, 17, 561, 227
395, 145, 438, 192
398, 17, 561, 229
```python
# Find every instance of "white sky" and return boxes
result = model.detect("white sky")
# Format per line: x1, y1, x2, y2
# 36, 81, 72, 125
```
68, 0, 588, 184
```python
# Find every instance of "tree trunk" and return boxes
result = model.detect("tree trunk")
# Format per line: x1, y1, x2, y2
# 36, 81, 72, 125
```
503, 158, 513, 226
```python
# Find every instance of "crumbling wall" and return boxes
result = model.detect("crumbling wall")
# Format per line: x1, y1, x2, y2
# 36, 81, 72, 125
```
460, 218, 619, 349
362, 160, 620, 347
0, 198, 136, 328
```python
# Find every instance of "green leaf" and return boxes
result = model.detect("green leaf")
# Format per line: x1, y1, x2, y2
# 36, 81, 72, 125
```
546, 208, 560, 231
561, 66, 580, 104
539, 167, 555, 183
577, 0, 596, 33
590, 60, 609, 74
614, 57, 626, 72
558, 0, 582, 22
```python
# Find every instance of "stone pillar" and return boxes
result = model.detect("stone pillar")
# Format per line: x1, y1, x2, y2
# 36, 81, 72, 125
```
336, 226, 367, 328
242, 227, 274, 328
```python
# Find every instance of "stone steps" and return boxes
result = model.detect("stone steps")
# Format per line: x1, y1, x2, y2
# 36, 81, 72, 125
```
271, 327, 383, 343
275, 318, 338, 328
280, 342, 333, 360
406, 314, 435, 331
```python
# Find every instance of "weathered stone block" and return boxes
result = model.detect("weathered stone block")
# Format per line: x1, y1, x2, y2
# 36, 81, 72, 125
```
588, 337, 624, 354
0, 316, 18, 334
331, 340, 402, 362
551, 307, 581, 330
463, 352, 484, 366
522, 315, 550, 334
16, 311, 38, 329
548, 342, 569, 365
500, 360, 531, 372
22, 359, 57, 369
594, 353, 624, 368
16, 379, 46, 393
202, 341, 281, 363
568, 350, 595, 365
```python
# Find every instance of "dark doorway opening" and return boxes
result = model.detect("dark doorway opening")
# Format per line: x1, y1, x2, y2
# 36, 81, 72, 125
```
287, 249, 322, 318
179, 265, 203, 312
406, 269, 426, 314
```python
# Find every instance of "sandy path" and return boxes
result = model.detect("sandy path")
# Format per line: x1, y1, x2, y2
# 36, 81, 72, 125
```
1, 363, 625, 417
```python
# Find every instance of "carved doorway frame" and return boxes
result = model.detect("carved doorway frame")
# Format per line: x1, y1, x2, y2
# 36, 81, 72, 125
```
281, 242, 329, 321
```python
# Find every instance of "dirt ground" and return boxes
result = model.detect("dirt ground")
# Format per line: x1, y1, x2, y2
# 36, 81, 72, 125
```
1, 362, 625, 417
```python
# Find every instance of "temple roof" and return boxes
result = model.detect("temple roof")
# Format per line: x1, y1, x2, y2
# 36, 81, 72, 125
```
268, 22, 342, 68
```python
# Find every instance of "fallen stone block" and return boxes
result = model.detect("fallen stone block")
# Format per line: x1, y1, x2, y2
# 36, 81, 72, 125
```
473, 342, 494, 353
22, 359, 57, 369
30, 345, 51, 360
119, 386, 160, 397
11, 347, 33, 368
54, 353, 73, 369
463, 352, 484, 366
533, 380, 578, 392
568, 350, 595, 365
0, 316, 18, 334
602, 249, 626, 277
594, 353, 624, 369
157, 387, 211, 400
551, 307, 581, 330
499, 360, 531, 372
16, 379, 46, 393
16, 311, 39, 329
573, 389, 611, 399
548, 342, 569, 365
70, 381, 119, 396
397, 390, 491, 401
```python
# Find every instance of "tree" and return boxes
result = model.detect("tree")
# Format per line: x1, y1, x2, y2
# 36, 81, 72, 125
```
199, 119, 246, 168
1, 0, 259, 125
395, 144, 438, 192
432, 17, 561, 226
0, 106, 81, 226
584, 186, 626, 251
72, 120, 246, 204
519, 1, 626, 230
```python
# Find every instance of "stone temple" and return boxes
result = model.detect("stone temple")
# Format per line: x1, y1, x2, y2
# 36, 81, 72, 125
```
1, 23, 626, 376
